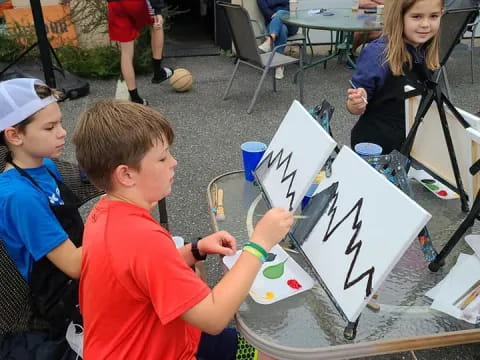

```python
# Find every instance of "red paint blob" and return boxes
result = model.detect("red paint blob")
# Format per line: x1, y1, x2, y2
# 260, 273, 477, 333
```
287, 279, 302, 290
437, 190, 448, 197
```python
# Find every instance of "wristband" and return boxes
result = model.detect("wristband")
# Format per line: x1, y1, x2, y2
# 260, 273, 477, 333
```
190, 238, 207, 261
243, 246, 266, 263
245, 242, 268, 260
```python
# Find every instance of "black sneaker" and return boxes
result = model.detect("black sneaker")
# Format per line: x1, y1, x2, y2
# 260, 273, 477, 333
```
152, 67, 174, 84
130, 97, 149, 106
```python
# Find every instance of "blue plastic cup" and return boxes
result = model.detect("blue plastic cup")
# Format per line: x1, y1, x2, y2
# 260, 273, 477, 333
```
354, 142, 383, 157
241, 141, 267, 182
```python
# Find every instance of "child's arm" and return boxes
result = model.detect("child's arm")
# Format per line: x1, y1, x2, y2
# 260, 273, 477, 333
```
181, 207, 293, 334
178, 231, 236, 266
46, 240, 82, 279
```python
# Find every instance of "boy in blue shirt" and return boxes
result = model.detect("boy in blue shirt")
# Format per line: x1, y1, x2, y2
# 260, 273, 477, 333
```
0, 78, 83, 358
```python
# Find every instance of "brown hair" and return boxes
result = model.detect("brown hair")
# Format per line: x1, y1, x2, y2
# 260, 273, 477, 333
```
383, 0, 443, 76
0, 83, 61, 146
73, 100, 174, 191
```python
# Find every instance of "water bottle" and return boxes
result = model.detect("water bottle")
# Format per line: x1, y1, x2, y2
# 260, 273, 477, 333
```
352, 0, 359, 11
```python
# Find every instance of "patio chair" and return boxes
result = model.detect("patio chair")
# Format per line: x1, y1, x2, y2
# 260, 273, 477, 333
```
464, 10, 480, 83
0, 145, 169, 334
218, 2, 304, 114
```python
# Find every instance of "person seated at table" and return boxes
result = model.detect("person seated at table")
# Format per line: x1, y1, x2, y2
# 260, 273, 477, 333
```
0, 78, 83, 359
352, 0, 385, 53
347, 0, 443, 154
73, 99, 293, 360
257, 0, 299, 79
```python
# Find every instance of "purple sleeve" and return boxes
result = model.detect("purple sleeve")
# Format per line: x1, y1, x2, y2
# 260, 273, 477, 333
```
351, 40, 390, 101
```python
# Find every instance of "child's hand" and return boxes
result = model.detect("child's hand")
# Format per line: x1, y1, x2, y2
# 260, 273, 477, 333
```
347, 88, 368, 115
250, 208, 293, 252
198, 231, 237, 257
153, 15, 163, 29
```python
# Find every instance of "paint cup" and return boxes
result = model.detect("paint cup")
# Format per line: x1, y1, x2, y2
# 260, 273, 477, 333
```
241, 141, 267, 182
354, 142, 383, 168
354, 142, 383, 157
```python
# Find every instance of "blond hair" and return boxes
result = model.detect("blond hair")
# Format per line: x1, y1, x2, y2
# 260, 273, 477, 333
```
383, 0, 443, 76
73, 100, 174, 191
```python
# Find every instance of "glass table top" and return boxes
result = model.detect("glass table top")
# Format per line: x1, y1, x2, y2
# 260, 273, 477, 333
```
208, 171, 480, 359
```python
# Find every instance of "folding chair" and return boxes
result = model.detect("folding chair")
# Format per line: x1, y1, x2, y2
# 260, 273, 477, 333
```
464, 10, 480, 83
218, 2, 304, 114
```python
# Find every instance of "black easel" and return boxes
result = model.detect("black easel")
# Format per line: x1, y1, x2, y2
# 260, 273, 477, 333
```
429, 159, 480, 271
401, 8, 480, 214
0, 0, 56, 86
0, 0, 89, 99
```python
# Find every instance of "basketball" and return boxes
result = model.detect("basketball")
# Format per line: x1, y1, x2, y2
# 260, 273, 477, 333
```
169, 68, 193, 92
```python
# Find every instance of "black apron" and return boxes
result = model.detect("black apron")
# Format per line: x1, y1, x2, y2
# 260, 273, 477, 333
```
7, 159, 83, 339
351, 51, 432, 154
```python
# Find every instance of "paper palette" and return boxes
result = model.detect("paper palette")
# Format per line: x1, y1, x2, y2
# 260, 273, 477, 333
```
223, 244, 314, 304
408, 167, 459, 200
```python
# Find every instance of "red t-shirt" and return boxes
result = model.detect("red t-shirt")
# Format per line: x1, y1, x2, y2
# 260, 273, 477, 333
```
80, 199, 210, 359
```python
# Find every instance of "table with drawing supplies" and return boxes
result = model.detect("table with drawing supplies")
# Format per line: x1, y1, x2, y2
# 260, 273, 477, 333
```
206, 102, 480, 359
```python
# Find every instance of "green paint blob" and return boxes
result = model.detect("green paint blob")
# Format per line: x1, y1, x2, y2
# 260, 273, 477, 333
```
263, 259, 288, 279
425, 184, 439, 191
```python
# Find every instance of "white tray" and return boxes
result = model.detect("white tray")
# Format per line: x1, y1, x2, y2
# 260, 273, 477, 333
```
223, 244, 314, 304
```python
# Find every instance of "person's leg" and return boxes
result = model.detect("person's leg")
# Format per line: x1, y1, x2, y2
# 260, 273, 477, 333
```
119, 40, 146, 104
151, 22, 164, 60
259, 10, 288, 51
150, 19, 173, 83
109, 1, 148, 104
120, 41, 136, 91
275, 24, 288, 54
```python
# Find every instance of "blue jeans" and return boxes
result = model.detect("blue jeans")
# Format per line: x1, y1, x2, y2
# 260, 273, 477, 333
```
267, 9, 298, 54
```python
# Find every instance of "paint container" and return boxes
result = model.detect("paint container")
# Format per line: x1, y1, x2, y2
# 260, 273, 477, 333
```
241, 141, 267, 182
354, 142, 383, 167
354, 143, 383, 157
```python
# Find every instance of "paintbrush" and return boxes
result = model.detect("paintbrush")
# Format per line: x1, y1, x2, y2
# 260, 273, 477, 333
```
454, 280, 480, 306
211, 184, 217, 214
255, 214, 309, 219
459, 284, 480, 310
349, 80, 368, 104
216, 188, 225, 221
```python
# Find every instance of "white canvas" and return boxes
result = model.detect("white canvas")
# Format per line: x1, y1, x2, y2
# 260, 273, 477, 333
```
255, 100, 337, 212
298, 147, 431, 321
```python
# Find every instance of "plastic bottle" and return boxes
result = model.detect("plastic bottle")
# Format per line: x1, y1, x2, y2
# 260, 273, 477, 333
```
352, 0, 359, 11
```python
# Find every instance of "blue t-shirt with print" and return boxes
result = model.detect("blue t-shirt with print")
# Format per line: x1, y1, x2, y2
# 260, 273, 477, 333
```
0, 158, 68, 282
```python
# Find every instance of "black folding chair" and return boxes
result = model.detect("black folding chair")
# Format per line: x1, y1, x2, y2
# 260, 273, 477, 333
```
218, 2, 304, 114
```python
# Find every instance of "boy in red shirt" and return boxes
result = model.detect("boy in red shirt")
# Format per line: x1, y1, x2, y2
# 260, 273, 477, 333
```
107, 0, 173, 105
73, 100, 292, 359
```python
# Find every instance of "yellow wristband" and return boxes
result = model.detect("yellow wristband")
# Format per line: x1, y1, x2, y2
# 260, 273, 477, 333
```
243, 246, 266, 263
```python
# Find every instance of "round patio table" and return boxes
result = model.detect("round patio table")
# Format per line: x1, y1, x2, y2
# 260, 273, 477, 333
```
281, 8, 383, 75
207, 170, 480, 360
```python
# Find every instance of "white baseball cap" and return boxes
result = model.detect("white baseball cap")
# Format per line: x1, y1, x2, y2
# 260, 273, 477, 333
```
0, 78, 57, 132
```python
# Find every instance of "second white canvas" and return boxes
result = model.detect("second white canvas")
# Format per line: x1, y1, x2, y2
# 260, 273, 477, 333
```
297, 147, 431, 321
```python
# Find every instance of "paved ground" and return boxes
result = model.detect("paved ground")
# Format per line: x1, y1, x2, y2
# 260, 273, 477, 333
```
53, 45, 480, 359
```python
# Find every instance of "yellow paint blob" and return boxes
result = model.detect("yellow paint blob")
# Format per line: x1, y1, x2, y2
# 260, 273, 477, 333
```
262, 291, 275, 300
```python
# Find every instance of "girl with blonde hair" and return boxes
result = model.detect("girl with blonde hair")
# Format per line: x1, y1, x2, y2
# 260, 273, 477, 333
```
347, 0, 443, 154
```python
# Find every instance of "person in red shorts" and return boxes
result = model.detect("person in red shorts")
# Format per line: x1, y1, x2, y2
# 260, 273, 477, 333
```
107, 0, 173, 104
73, 100, 288, 359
